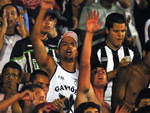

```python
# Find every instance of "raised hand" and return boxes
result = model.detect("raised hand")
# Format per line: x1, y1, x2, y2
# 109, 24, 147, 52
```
2, 9, 7, 30
52, 97, 67, 112
86, 9, 104, 33
20, 90, 35, 101
115, 103, 132, 113
119, 57, 131, 67
41, 0, 56, 10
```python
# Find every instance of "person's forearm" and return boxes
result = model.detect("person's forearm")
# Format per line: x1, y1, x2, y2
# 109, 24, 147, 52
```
0, 24, 7, 51
31, 7, 47, 41
0, 93, 21, 112
107, 68, 119, 81
20, 26, 29, 39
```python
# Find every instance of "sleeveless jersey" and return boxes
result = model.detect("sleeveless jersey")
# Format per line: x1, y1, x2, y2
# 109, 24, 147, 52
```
46, 64, 79, 113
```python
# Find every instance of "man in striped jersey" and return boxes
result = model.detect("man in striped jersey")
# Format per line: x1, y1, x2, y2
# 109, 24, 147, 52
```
91, 13, 141, 106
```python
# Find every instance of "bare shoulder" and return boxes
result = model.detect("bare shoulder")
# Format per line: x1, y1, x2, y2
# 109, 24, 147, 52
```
116, 66, 130, 78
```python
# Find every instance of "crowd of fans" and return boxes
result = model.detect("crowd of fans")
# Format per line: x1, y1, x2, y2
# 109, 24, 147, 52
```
0, 0, 150, 113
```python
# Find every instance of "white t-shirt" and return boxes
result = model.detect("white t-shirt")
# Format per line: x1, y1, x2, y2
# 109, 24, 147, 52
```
46, 64, 79, 113
0, 34, 22, 72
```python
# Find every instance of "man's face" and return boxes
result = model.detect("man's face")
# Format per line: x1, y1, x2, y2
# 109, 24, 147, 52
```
106, 23, 127, 50
2, 67, 20, 93
58, 36, 78, 62
138, 98, 150, 108
41, 15, 56, 34
32, 87, 46, 107
32, 74, 50, 95
4, 5, 18, 28
84, 107, 99, 113
91, 67, 108, 88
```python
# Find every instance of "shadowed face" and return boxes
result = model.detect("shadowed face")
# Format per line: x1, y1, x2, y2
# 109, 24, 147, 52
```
106, 23, 127, 50
57, 36, 78, 62
4, 5, 18, 28
32, 74, 50, 95
91, 67, 108, 88
41, 15, 56, 34
2, 67, 20, 93
32, 87, 46, 107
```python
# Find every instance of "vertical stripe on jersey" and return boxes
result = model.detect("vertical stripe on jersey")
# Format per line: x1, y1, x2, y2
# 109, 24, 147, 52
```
112, 50, 119, 69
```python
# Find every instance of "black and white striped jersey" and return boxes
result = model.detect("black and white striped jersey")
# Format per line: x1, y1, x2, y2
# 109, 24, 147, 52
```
91, 41, 141, 105
10, 36, 60, 73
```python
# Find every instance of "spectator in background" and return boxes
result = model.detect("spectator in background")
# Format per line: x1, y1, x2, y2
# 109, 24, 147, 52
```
116, 0, 143, 57
0, 61, 22, 113
0, 0, 30, 32
10, 7, 60, 83
0, 3, 28, 72
134, 0, 150, 49
29, 69, 50, 96
77, 0, 124, 47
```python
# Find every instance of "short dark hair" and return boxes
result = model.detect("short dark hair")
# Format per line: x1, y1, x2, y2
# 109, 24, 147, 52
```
135, 88, 150, 107
74, 102, 100, 113
31, 6, 59, 21
2, 61, 22, 78
30, 69, 49, 83
0, 3, 20, 17
105, 13, 126, 30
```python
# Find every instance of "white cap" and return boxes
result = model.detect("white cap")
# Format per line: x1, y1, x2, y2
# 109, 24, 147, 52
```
57, 31, 78, 48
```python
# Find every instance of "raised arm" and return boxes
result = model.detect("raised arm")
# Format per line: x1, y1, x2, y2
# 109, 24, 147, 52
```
0, 9, 7, 51
30, 0, 56, 77
79, 10, 103, 90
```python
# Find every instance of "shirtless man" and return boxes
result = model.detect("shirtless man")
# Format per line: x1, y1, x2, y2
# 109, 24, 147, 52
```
75, 10, 110, 113
111, 40, 150, 113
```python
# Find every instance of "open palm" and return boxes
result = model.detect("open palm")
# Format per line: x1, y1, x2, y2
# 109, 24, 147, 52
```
86, 10, 104, 33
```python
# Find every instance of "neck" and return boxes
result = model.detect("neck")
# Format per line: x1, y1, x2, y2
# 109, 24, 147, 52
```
106, 40, 119, 51
6, 27, 15, 35
59, 60, 76, 72
100, 0, 113, 9
23, 106, 33, 113
40, 33, 48, 40
23, 108, 32, 113
93, 87, 105, 102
